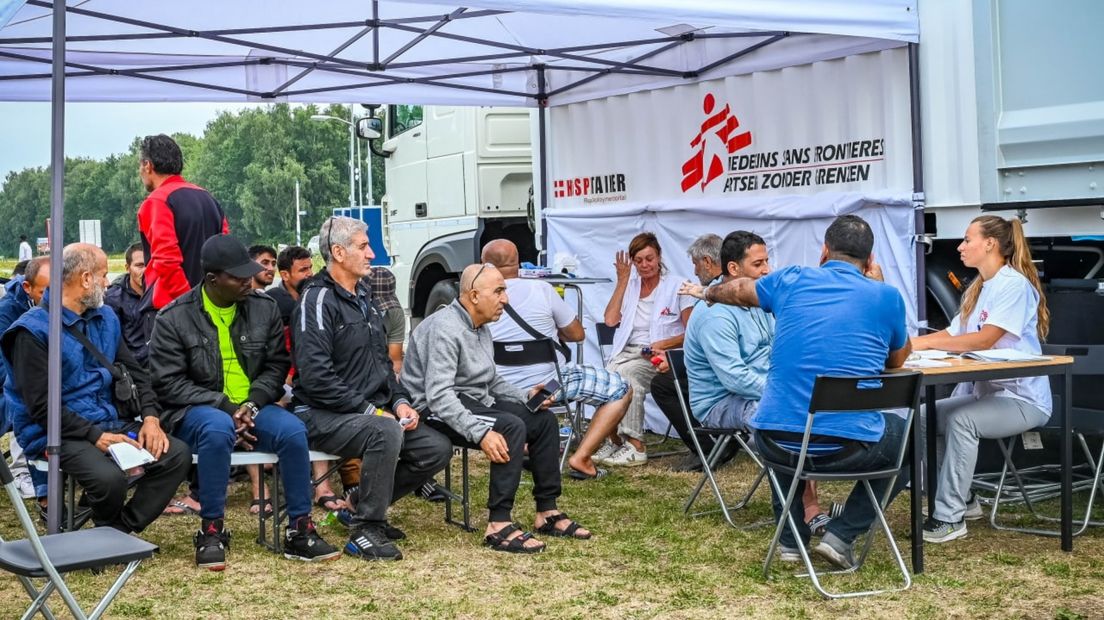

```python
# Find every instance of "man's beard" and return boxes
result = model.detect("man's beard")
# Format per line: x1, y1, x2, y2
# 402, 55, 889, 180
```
81, 282, 106, 309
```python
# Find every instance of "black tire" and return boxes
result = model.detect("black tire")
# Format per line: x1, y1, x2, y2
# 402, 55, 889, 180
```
424, 278, 459, 316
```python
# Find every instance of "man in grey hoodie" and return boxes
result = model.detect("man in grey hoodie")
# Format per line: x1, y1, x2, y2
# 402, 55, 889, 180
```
404, 262, 592, 554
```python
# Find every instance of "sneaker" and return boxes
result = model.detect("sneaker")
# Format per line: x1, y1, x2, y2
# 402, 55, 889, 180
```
602, 443, 648, 467
15, 473, 35, 499
923, 517, 967, 543
779, 546, 803, 563
194, 520, 231, 571
592, 441, 618, 464
963, 493, 984, 521
415, 480, 449, 503
284, 517, 341, 562
345, 525, 403, 561
382, 520, 406, 540
814, 533, 856, 570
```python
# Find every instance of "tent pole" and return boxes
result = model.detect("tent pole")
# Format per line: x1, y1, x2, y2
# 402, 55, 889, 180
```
46, 0, 66, 535
908, 42, 926, 326
536, 66, 549, 258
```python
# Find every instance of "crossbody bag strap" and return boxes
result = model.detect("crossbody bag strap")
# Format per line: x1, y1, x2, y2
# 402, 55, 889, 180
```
63, 322, 120, 379
502, 303, 572, 362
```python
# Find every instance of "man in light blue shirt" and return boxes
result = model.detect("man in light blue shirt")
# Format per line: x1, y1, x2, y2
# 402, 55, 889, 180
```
684, 231, 773, 431
680, 215, 911, 569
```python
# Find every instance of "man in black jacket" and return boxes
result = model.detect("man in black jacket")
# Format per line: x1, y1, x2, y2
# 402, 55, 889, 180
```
292, 217, 451, 562
150, 234, 339, 571
105, 243, 148, 365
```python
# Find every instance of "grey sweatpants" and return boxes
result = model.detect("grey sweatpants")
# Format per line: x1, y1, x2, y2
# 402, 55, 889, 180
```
924, 395, 1049, 523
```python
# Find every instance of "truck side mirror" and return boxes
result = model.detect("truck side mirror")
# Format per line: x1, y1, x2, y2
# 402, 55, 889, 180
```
356, 117, 383, 140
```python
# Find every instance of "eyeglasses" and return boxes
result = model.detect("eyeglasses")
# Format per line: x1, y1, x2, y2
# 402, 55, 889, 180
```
470, 262, 492, 289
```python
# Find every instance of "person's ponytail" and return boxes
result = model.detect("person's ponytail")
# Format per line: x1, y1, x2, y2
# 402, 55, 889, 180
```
1008, 218, 1049, 340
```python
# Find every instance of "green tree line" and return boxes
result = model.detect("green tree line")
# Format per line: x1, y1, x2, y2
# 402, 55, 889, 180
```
0, 103, 385, 255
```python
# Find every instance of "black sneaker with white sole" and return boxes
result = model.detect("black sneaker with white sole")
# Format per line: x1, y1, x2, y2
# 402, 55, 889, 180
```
345, 524, 403, 561
194, 519, 231, 571
284, 517, 341, 562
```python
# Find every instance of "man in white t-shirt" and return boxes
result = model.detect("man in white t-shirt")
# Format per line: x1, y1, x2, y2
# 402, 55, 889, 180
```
17, 235, 33, 262
482, 240, 632, 480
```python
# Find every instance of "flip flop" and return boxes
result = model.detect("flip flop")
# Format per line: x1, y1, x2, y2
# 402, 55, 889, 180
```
163, 499, 200, 516
315, 495, 346, 511
568, 466, 608, 481
249, 498, 274, 517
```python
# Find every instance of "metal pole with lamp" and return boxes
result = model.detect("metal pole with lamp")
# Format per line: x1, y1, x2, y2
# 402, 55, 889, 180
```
310, 111, 355, 209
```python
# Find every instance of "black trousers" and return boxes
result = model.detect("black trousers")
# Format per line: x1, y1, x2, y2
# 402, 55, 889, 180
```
649, 371, 714, 455
426, 395, 561, 523
295, 408, 452, 529
58, 421, 191, 533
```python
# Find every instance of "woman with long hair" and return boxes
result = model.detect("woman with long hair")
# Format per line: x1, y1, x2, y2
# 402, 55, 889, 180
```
598, 232, 694, 467
911, 215, 1051, 543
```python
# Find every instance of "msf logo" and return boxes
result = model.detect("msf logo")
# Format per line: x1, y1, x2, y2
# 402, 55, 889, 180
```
681, 93, 752, 192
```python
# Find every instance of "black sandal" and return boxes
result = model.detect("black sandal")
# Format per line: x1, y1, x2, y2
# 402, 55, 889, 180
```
483, 523, 545, 554
315, 495, 344, 511
535, 513, 591, 540
249, 499, 274, 517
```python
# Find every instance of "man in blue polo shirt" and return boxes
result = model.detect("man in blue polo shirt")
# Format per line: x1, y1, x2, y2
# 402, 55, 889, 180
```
680, 215, 911, 568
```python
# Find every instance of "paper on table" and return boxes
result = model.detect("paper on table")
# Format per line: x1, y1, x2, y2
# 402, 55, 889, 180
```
962, 348, 1051, 363
904, 358, 953, 368
911, 350, 955, 360
107, 443, 156, 471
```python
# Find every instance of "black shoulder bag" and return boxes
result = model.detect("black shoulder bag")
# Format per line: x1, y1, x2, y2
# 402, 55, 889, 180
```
501, 303, 572, 363
64, 324, 145, 420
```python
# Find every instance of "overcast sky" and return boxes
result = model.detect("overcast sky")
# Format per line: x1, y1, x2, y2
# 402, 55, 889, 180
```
0, 102, 255, 186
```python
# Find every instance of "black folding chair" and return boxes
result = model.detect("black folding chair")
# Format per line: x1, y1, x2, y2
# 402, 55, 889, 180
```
493, 338, 575, 471
666, 349, 767, 528
986, 344, 1104, 536
761, 372, 921, 599
0, 455, 157, 620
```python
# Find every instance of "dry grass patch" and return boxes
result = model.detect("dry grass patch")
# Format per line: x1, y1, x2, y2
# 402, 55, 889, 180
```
2, 438, 1103, 619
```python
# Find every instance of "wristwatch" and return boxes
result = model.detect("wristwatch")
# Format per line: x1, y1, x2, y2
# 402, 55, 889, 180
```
241, 401, 260, 416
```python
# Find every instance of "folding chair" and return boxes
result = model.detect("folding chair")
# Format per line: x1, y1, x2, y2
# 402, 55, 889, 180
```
762, 372, 921, 600
493, 338, 575, 471
0, 455, 157, 620
665, 349, 767, 528
194, 452, 283, 552
986, 344, 1104, 537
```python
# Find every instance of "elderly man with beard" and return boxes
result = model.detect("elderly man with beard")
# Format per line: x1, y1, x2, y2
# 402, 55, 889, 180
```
1, 243, 191, 535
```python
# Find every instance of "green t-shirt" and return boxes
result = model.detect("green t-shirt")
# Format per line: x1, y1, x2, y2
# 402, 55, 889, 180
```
201, 287, 251, 404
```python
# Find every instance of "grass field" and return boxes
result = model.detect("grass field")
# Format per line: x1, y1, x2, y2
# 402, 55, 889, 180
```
1, 437, 1101, 619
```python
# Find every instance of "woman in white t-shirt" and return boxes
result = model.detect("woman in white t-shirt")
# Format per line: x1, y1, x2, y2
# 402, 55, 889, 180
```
911, 215, 1051, 544
599, 232, 694, 467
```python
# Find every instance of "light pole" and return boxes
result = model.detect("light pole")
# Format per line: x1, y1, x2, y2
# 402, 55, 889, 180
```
310, 112, 356, 208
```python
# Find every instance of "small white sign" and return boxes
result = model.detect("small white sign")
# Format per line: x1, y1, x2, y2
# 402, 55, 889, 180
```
79, 219, 102, 247
1021, 431, 1044, 451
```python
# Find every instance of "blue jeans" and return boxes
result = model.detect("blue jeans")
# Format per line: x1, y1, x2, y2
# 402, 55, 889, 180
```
755, 412, 910, 548
176, 404, 312, 521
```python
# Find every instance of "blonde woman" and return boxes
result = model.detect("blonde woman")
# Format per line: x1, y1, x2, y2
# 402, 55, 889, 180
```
599, 232, 694, 466
912, 215, 1051, 543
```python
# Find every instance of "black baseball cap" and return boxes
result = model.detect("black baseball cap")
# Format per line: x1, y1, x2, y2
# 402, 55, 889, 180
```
201, 234, 264, 279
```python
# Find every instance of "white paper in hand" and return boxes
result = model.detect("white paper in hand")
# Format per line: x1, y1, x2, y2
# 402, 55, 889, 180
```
108, 443, 156, 471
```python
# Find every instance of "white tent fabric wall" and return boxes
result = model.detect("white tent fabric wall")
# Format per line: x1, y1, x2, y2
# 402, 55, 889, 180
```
545, 197, 916, 435
0, 1, 916, 105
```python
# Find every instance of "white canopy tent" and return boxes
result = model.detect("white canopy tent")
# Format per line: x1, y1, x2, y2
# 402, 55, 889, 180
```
0, 0, 922, 536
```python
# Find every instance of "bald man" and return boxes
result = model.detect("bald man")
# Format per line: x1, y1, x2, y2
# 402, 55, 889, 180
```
481, 240, 632, 481
403, 263, 593, 553
1, 243, 190, 535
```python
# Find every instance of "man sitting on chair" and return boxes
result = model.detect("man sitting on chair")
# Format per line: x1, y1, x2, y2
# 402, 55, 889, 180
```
149, 234, 339, 570
292, 216, 451, 562
403, 262, 593, 553
481, 239, 631, 481
680, 215, 911, 568
2, 243, 190, 535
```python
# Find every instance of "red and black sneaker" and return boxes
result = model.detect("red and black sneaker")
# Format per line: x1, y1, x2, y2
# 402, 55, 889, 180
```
194, 519, 231, 571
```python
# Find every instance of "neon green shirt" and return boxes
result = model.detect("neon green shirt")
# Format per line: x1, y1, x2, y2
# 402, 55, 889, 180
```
201, 287, 251, 404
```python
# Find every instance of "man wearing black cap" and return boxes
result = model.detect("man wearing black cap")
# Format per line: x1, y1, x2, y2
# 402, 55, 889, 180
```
149, 234, 339, 571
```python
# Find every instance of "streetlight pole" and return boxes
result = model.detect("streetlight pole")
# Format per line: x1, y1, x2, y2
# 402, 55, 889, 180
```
310, 112, 355, 208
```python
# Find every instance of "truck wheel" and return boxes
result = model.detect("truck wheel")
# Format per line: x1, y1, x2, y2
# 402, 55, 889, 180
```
425, 278, 459, 316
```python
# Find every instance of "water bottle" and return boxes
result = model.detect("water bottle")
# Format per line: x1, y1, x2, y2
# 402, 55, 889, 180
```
559, 425, 572, 455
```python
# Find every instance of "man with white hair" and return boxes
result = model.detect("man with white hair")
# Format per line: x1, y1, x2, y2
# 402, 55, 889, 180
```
292, 216, 452, 562
1, 243, 190, 535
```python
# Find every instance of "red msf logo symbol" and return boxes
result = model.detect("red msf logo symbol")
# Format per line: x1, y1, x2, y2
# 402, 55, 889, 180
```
681, 93, 752, 192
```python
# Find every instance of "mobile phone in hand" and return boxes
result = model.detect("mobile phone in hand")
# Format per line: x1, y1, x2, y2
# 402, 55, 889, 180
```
526, 379, 561, 412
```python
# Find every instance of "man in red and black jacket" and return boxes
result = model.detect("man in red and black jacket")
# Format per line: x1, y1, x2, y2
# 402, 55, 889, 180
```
137, 134, 229, 313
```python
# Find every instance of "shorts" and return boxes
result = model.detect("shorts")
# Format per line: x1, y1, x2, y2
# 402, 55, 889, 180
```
557, 363, 629, 407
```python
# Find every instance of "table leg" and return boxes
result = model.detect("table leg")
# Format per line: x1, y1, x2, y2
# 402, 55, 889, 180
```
910, 397, 924, 574
1061, 368, 1073, 552
925, 385, 938, 514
